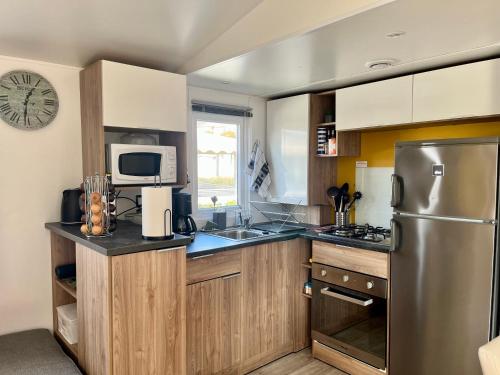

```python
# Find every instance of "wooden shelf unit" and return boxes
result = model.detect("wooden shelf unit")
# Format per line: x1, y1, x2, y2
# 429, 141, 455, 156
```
298, 240, 312, 343
55, 330, 78, 358
308, 92, 360, 214
50, 232, 78, 359
55, 278, 77, 299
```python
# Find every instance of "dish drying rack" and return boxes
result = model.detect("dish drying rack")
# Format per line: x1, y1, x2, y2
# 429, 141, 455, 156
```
250, 200, 307, 233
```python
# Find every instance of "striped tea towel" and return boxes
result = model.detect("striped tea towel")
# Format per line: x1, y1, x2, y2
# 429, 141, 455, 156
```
247, 141, 271, 198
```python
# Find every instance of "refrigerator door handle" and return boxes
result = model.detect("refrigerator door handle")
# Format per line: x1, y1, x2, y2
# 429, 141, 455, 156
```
391, 174, 402, 208
390, 218, 400, 252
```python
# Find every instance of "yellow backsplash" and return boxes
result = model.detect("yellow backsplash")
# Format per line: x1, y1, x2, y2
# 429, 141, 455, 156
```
336, 119, 500, 222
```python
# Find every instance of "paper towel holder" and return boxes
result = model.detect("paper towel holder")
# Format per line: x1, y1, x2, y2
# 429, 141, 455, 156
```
141, 173, 175, 241
142, 208, 174, 241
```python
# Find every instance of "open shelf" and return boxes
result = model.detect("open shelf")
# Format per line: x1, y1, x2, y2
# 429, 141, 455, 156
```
55, 279, 77, 299
302, 292, 312, 299
301, 262, 312, 269
316, 121, 336, 126
55, 330, 78, 358
316, 154, 337, 158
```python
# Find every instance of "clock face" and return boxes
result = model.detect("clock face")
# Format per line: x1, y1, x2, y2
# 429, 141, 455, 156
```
0, 70, 59, 130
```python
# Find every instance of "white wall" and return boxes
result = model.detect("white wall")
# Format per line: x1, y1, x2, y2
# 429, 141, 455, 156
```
0, 55, 82, 335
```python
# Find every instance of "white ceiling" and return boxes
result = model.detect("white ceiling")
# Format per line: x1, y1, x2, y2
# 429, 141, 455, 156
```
188, 0, 500, 97
0, 0, 263, 71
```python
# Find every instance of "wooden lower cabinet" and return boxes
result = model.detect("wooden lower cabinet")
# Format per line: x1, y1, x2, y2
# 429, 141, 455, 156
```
239, 242, 296, 373
72, 238, 309, 375
111, 248, 186, 375
186, 239, 311, 375
187, 274, 241, 375
75, 244, 186, 375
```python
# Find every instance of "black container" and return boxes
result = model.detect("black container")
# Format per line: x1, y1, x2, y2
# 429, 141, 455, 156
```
173, 192, 192, 216
61, 188, 82, 225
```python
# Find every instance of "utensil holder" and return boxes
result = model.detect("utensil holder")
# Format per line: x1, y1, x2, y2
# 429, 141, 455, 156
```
335, 211, 350, 227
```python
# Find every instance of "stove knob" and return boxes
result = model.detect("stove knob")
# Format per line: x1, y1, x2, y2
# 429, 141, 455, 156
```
342, 275, 349, 283
321, 269, 327, 277
367, 281, 375, 289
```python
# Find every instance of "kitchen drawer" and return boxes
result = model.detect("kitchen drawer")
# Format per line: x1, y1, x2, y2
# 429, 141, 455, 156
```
312, 263, 387, 298
186, 250, 241, 284
312, 241, 388, 279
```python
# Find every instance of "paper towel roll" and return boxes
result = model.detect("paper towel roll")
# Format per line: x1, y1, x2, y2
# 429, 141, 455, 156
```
141, 186, 173, 239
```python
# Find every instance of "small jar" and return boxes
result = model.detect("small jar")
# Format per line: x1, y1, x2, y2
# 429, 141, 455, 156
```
304, 281, 312, 296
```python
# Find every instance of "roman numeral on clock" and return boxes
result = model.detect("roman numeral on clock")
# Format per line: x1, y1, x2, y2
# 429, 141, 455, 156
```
10, 75, 20, 85
22, 74, 31, 84
0, 103, 11, 112
42, 108, 53, 116
0, 95, 8, 101
10, 112, 20, 123
44, 99, 55, 106
41, 89, 52, 95
1, 84, 10, 90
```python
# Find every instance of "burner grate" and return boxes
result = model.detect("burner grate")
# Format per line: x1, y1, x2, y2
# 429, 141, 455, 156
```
317, 223, 391, 243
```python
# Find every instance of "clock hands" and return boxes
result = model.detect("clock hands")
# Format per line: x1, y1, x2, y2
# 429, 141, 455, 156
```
23, 88, 35, 126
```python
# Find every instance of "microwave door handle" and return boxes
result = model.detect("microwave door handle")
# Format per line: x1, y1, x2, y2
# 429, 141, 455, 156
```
320, 287, 373, 306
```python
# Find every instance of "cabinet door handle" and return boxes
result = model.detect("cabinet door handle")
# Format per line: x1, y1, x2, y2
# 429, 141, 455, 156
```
222, 273, 241, 280
157, 246, 186, 253
335, 244, 357, 250
189, 253, 214, 260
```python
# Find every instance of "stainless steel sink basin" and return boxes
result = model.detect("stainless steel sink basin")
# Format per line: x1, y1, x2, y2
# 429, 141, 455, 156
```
207, 228, 272, 241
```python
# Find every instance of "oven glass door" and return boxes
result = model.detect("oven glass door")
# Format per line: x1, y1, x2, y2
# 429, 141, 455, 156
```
312, 279, 387, 369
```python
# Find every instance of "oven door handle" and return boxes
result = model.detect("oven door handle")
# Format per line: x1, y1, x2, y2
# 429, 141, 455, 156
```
320, 287, 373, 306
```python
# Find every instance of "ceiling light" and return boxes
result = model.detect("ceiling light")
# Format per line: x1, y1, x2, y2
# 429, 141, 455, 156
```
221, 81, 231, 84
386, 31, 406, 38
365, 59, 398, 70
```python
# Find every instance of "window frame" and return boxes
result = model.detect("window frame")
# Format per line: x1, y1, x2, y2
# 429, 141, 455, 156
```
190, 111, 248, 221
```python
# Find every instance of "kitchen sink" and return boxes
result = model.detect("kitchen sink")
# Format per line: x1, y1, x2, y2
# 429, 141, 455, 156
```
207, 228, 273, 241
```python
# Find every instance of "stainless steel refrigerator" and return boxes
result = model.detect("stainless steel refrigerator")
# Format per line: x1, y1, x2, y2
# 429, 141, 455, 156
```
390, 137, 500, 375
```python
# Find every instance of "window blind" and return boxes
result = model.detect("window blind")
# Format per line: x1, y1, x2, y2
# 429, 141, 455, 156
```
192, 101, 253, 118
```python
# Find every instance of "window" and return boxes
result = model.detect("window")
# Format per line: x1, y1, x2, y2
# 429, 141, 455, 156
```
192, 112, 246, 213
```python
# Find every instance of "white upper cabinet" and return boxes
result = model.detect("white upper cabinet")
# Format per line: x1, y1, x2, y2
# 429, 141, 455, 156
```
101, 61, 187, 132
413, 59, 500, 123
266, 94, 309, 205
336, 76, 413, 131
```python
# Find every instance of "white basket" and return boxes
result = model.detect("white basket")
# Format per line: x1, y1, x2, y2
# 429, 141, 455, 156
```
56, 303, 78, 345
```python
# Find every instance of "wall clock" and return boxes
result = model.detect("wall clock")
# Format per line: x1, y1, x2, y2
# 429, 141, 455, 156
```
0, 70, 59, 130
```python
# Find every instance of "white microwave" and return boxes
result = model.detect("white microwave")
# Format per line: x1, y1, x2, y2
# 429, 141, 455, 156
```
106, 144, 176, 185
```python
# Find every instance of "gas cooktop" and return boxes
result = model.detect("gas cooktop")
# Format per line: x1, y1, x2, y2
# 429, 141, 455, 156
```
317, 224, 391, 243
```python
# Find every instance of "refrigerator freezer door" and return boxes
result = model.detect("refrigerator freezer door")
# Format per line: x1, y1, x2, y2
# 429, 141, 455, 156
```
394, 142, 498, 219
390, 215, 495, 375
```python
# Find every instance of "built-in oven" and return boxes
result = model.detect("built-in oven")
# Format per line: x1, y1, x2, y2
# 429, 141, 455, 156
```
311, 263, 387, 370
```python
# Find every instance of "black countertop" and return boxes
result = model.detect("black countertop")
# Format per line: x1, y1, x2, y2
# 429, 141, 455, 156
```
188, 231, 389, 258
46, 221, 390, 257
45, 221, 191, 256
